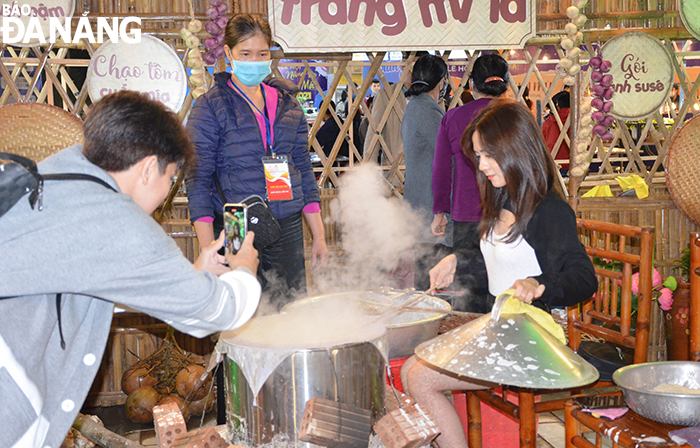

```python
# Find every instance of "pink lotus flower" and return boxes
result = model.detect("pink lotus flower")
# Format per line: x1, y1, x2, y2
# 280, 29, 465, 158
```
652, 268, 663, 288
676, 308, 689, 325
658, 287, 674, 311
631, 272, 640, 295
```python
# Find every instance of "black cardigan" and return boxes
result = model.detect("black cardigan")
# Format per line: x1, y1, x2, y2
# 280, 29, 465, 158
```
456, 190, 598, 311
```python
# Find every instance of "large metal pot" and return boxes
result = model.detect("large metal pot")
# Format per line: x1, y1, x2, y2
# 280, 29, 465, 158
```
217, 312, 387, 448
285, 291, 451, 358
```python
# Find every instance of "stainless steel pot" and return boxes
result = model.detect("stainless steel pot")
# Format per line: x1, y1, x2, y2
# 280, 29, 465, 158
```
613, 361, 700, 426
284, 291, 451, 358
222, 338, 386, 447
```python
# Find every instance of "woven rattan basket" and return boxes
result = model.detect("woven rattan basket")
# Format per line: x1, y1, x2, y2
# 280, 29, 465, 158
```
666, 114, 700, 226
0, 103, 83, 162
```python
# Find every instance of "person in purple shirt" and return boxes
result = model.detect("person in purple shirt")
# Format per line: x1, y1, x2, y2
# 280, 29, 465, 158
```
431, 53, 510, 311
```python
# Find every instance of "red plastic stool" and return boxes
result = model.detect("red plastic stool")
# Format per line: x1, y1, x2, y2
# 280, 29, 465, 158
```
386, 356, 410, 393
452, 390, 538, 448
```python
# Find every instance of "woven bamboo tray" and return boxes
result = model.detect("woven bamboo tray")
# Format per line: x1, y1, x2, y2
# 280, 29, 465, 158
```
0, 103, 83, 161
666, 114, 700, 226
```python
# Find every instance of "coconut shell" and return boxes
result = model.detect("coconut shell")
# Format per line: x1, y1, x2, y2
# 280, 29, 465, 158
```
185, 390, 217, 418
158, 394, 190, 421
176, 365, 211, 401
125, 387, 160, 424
121, 367, 157, 395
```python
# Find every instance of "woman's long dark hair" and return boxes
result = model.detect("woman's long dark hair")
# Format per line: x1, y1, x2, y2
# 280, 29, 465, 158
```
461, 99, 562, 242
470, 54, 509, 97
405, 54, 448, 98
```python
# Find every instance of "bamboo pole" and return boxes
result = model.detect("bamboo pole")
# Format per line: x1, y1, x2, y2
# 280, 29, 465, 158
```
690, 232, 700, 362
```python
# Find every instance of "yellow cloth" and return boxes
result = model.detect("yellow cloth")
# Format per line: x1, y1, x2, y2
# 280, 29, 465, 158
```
499, 289, 567, 345
582, 185, 613, 197
615, 174, 649, 199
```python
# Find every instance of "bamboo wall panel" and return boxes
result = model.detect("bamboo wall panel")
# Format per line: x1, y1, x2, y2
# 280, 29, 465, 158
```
577, 186, 700, 276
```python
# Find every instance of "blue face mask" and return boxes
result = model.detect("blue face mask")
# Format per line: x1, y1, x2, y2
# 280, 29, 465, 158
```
232, 59, 272, 87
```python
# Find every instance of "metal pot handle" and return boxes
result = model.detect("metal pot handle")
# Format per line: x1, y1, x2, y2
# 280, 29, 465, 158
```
489, 290, 514, 323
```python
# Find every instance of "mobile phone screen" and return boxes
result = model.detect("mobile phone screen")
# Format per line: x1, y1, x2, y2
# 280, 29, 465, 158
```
224, 204, 247, 255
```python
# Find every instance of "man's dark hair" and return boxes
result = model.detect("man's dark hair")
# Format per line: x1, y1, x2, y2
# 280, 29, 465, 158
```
552, 91, 570, 109
326, 101, 337, 117
82, 91, 195, 174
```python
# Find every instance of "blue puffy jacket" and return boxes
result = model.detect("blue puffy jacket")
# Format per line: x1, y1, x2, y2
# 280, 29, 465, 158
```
186, 72, 320, 221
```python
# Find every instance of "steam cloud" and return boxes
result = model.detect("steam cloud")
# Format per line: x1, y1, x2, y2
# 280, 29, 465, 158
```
310, 165, 422, 294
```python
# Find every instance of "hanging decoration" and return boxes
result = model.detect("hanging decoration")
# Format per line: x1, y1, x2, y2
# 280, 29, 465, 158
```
202, 0, 230, 65
589, 49, 615, 141
179, 0, 210, 98
556, 0, 587, 87
558, 0, 597, 179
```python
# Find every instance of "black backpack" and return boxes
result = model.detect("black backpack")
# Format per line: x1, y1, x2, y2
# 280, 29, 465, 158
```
0, 152, 116, 217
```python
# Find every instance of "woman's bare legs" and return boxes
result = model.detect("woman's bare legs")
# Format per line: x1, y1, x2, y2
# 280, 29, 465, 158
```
401, 355, 486, 448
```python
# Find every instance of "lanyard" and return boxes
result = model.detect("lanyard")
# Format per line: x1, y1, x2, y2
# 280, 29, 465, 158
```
228, 79, 273, 155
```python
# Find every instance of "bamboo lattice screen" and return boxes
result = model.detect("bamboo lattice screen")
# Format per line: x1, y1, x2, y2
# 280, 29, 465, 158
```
2, 0, 699, 260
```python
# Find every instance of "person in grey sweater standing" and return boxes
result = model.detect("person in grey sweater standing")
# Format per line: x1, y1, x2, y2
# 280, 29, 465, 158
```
0, 91, 261, 448
401, 54, 451, 290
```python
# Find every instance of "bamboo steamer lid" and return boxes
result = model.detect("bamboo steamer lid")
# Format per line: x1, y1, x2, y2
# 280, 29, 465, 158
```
600, 31, 674, 120
0, 102, 83, 161
666, 114, 700, 225
680, 0, 700, 42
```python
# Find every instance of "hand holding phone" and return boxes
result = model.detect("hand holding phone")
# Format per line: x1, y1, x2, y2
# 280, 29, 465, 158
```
224, 203, 247, 255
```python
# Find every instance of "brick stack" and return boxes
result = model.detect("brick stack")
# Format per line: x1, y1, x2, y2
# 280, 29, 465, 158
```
172, 427, 229, 448
373, 402, 440, 448
152, 403, 240, 448
153, 403, 187, 447
298, 398, 372, 448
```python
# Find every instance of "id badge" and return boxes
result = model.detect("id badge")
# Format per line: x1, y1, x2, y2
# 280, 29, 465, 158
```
262, 155, 293, 201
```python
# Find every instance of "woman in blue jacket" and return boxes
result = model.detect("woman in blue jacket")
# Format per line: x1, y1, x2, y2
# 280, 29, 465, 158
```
186, 14, 328, 305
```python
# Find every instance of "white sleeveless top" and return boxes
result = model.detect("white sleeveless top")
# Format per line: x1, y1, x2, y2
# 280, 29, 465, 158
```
480, 230, 542, 296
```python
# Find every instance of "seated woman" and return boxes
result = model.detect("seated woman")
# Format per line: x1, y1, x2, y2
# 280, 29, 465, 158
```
401, 99, 597, 448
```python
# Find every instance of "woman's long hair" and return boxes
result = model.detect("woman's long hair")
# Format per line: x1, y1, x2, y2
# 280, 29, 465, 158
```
461, 99, 562, 242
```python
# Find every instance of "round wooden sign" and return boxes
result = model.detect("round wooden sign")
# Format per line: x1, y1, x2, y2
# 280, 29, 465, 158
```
600, 31, 674, 120
666, 114, 700, 226
0, 0, 75, 47
87, 34, 187, 112
680, 0, 700, 42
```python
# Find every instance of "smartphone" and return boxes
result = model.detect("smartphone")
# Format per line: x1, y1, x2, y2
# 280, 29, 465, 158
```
224, 203, 247, 255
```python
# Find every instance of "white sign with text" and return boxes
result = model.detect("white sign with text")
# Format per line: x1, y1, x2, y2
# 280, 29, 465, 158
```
87, 34, 187, 112
268, 0, 536, 52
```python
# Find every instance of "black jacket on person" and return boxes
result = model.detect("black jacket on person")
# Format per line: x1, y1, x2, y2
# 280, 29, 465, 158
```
456, 190, 598, 312
316, 117, 349, 158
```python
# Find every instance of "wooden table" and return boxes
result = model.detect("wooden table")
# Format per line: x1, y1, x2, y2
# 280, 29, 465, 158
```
564, 399, 692, 448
